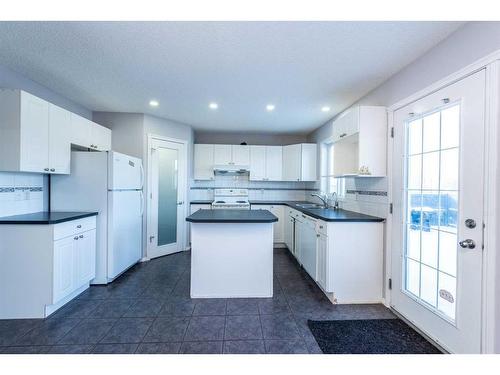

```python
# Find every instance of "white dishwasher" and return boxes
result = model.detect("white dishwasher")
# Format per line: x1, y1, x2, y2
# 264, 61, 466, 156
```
299, 214, 318, 279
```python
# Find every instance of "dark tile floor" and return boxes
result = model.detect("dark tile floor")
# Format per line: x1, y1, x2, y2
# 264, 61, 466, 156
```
0, 248, 395, 354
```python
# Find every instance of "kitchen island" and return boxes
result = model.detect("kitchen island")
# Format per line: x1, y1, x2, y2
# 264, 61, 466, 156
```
186, 209, 278, 298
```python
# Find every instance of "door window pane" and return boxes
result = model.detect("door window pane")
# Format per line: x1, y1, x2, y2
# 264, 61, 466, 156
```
422, 112, 440, 153
440, 148, 459, 190
438, 272, 457, 320
406, 259, 420, 297
408, 118, 423, 155
407, 155, 422, 190
403, 104, 460, 321
422, 152, 440, 190
157, 147, 179, 246
420, 264, 438, 307
421, 229, 438, 268
441, 105, 460, 149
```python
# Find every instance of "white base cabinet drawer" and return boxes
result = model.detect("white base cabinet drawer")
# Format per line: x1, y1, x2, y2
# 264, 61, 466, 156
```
53, 216, 97, 241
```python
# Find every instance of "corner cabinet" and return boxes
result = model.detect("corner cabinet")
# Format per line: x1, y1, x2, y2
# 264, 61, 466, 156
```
70, 113, 112, 151
331, 106, 387, 177
0, 216, 97, 319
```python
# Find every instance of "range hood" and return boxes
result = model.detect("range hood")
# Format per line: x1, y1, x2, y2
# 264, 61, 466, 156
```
213, 164, 250, 175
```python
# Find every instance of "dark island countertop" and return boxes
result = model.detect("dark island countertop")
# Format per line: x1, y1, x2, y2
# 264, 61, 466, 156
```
0, 211, 98, 225
249, 201, 385, 222
186, 209, 278, 223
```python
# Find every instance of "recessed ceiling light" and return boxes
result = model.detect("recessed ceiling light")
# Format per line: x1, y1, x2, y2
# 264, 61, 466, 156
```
209, 102, 218, 110
149, 100, 159, 107
266, 104, 275, 111
321, 106, 331, 112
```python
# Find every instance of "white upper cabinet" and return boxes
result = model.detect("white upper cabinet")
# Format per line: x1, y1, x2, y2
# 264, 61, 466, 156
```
282, 143, 317, 181
194, 144, 215, 180
0, 89, 112, 174
249, 146, 266, 180
48, 104, 71, 174
19, 91, 50, 173
214, 144, 249, 165
232, 145, 250, 165
90, 122, 112, 151
0, 90, 71, 174
331, 106, 387, 177
70, 113, 111, 151
250, 145, 282, 181
213, 144, 233, 165
194, 142, 315, 182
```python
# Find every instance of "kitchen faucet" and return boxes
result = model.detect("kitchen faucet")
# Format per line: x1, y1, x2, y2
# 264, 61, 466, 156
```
331, 192, 339, 210
311, 192, 329, 208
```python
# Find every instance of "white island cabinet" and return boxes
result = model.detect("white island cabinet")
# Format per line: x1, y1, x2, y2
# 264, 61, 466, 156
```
0, 214, 97, 319
187, 209, 277, 298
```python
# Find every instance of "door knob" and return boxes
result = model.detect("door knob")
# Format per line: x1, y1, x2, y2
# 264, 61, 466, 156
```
177, 201, 184, 205
459, 239, 476, 249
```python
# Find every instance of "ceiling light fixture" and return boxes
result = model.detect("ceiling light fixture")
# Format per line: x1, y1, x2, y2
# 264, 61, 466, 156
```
209, 102, 218, 110
149, 100, 159, 107
321, 106, 331, 112
266, 104, 275, 111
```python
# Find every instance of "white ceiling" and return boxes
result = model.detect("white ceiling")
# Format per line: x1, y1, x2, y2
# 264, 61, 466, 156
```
0, 22, 463, 134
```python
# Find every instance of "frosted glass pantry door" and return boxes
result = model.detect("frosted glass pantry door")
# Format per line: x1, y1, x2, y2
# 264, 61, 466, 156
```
147, 138, 187, 259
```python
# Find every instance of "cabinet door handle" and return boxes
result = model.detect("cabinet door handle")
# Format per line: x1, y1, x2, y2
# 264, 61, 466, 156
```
79, 235, 84, 238
76, 225, 82, 228
339, 133, 347, 138
316, 234, 320, 238
319, 225, 323, 229
50, 168, 55, 172
44, 168, 49, 171
74, 236, 79, 240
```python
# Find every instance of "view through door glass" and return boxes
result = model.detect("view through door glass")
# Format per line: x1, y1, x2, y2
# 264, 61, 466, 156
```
157, 147, 179, 246
405, 104, 460, 321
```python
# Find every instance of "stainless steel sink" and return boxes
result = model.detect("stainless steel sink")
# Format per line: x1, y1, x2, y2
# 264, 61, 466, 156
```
295, 203, 324, 209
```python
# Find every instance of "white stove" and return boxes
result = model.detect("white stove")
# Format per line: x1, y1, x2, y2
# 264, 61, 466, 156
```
211, 188, 250, 210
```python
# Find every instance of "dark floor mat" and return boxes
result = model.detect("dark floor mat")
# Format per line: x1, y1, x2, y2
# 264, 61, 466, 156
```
307, 319, 442, 354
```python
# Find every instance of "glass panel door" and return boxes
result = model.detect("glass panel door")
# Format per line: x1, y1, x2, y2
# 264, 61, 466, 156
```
404, 104, 460, 321
157, 147, 179, 246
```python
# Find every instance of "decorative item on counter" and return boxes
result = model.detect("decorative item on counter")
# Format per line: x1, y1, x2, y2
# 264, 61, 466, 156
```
358, 165, 371, 175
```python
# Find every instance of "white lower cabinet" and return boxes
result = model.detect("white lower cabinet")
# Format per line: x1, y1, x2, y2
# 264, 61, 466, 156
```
189, 204, 211, 244
251, 204, 284, 243
285, 210, 383, 304
0, 217, 97, 319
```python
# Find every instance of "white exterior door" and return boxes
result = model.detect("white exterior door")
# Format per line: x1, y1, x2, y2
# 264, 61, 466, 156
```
148, 138, 187, 259
391, 70, 486, 353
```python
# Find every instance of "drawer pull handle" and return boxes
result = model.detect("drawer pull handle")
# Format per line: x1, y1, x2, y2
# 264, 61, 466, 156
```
319, 225, 323, 229
79, 235, 84, 239
74, 236, 79, 240
76, 225, 82, 228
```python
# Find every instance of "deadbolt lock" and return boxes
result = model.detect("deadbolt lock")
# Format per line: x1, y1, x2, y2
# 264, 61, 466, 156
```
465, 219, 476, 229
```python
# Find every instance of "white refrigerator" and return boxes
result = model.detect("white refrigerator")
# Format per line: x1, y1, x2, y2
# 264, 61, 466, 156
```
51, 151, 144, 284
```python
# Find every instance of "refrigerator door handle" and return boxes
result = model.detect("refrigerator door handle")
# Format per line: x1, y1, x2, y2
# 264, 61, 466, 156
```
140, 191, 144, 216
139, 162, 145, 189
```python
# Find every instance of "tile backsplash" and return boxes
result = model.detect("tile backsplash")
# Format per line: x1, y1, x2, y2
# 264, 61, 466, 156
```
190, 175, 316, 202
0, 172, 45, 217
337, 177, 389, 218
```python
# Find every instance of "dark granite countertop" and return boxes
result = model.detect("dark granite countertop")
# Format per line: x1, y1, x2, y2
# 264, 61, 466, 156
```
250, 201, 385, 222
189, 200, 213, 204
0, 211, 98, 224
186, 209, 278, 223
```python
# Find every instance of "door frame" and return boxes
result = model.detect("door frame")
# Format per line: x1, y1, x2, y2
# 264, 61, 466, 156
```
145, 134, 189, 259
385, 52, 500, 353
